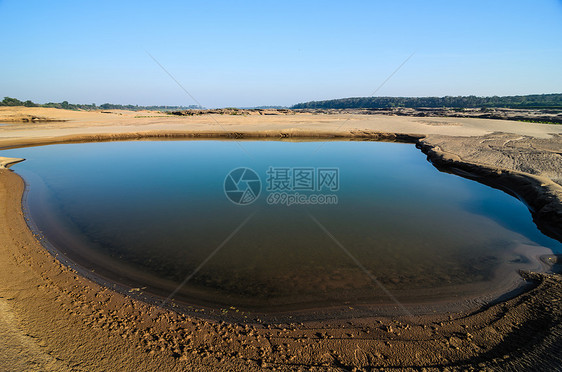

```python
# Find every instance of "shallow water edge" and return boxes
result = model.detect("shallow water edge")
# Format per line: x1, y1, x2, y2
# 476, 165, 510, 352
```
3, 134, 559, 321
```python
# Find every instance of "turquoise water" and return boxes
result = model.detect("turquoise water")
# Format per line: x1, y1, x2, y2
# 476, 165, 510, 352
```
2, 140, 560, 311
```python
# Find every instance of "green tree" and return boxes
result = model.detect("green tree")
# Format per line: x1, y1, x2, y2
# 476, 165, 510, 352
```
1, 97, 23, 106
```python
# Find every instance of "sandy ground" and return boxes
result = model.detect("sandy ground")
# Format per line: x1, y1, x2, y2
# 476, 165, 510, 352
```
1, 107, 562, 371
1, 106, 561, 141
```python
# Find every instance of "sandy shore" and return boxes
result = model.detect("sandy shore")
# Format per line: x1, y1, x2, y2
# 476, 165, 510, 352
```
1, 107, 562, 370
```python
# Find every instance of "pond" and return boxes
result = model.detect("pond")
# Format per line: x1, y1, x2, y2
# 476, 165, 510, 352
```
2, 140, 560, 314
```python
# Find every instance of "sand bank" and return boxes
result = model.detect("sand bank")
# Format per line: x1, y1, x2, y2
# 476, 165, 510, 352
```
0, 157, 24, 169
1, 108, 561, 370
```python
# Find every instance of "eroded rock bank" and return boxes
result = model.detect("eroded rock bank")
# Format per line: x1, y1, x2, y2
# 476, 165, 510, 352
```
418, 133, 562, 242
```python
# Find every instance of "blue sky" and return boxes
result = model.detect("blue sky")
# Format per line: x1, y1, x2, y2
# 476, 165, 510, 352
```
1, 0, 561, 107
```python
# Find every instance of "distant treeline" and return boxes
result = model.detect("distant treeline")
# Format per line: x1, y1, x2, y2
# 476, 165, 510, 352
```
291, 94, 562, 110
250, 105, 289, 109
0, 97, 203, 111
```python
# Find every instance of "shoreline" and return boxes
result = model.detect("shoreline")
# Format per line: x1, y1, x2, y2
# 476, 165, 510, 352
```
416, 139, 562, 243
3, 128, 560, 244
0, 129, 424, 150
11, 136, 557, 322
1, 109, 562, 370
2, 168, 561, 370
22, 180, 554, 322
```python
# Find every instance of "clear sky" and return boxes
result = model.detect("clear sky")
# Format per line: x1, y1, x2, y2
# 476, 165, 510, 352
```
1, 0, 561, 108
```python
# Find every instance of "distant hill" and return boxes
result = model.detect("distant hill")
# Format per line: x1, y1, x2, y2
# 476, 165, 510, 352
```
291, 94, 562, 110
